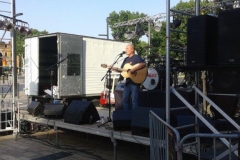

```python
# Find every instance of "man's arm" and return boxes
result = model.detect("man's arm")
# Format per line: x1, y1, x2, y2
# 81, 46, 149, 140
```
107, 65, 122, 73
129, 62, 146, 73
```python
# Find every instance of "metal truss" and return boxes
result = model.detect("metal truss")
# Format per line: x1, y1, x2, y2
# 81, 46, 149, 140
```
112, 13, 167, 28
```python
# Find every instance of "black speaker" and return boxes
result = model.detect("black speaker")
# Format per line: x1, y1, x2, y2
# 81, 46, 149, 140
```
27, 101, 43, 116
187, 15, 218, 66
43, 103, 66, 117
112, 110, 133, 131
218, 9, 240, 65
1, 112, 11, 129
212, 69, 240, 93
131, 107, 165, 137
209, 95, 238, 119
64, 100, 100, 125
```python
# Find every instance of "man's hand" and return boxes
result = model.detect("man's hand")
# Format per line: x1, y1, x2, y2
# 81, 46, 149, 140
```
127, 69, 136, 75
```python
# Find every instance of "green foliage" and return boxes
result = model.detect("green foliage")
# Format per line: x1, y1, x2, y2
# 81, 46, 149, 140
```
108, 0, 216, 61
16, 29, 48, 58
108, 10, 149, 56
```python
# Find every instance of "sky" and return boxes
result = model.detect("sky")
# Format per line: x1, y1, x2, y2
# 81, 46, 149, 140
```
0, 0, 181, 41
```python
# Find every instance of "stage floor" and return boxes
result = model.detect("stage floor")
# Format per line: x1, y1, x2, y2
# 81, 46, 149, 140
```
19, 106, 150, 146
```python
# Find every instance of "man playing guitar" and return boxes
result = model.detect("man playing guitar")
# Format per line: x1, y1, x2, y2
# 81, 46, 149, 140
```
109, 44, 146, 110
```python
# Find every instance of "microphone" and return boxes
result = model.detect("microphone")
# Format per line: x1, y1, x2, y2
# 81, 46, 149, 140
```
119, 51, 126, 56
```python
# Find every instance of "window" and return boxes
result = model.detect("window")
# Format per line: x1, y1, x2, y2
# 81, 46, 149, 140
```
67, 54, 80, 76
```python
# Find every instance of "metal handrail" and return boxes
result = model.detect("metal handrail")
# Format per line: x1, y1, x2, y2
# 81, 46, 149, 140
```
193, 85, 240, 130
149, 110, 181, 160
179, 133, 240, 159
171, 86, 240, 157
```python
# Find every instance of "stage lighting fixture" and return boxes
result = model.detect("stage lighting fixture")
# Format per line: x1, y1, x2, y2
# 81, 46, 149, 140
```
114, 32, 122, 40
0, 19, 4, 29
0, 18, 7, 29
154, 22, 162, 32
233, 1, 240, 8
171, 19, 181, 29
5, 22, 13, 30
26, 28, 33, 36
220, 1, 233, 10
145, 31, 149, 37
14, 25, 20, 32
135, 24, 145, 37
124, 31, 135, 40
19, 26, 26, 33
136, 28, 144, 37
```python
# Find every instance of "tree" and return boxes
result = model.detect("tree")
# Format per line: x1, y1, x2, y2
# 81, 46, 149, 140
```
108, 10, 149, 56
16, 29, 48, 72
16, 29, 48, 58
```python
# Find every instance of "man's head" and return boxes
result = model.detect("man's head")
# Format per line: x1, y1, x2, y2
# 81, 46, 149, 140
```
125, 44, 135, 57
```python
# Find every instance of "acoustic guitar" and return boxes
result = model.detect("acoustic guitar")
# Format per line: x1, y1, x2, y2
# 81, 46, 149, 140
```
101, 63, 147, 84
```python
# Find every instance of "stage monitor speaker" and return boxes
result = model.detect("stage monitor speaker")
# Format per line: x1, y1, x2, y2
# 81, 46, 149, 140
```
27, 101, 43, 116
43, 103, 66, 118
131, 107, 165, 137
218, 9, 240, 65
112, 110, 133, 131
209, 95, 238, 119
187, 15, 218, 66
64, 100, 100, 125
212, 69, 240, 93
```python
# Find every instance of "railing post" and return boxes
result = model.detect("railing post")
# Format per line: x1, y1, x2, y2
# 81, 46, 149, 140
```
238, 134, 240, 160
17, 82, 19, 99
53, 122, 58, 146
110, 132, 117, 160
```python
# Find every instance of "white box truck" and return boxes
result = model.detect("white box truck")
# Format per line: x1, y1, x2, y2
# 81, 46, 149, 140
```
24, 32, 128, 102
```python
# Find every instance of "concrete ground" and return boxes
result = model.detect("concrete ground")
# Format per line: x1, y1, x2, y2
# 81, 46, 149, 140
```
0, 128, 150, 160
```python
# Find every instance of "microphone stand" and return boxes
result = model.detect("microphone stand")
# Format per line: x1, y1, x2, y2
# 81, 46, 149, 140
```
98, 53, 124, 128
46, 55, 68, 103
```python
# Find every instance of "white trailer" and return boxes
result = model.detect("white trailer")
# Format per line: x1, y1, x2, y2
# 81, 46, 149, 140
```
24, 33, 128, 101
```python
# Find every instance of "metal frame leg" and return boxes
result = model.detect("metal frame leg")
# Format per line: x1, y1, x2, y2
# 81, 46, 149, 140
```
54, 122, 59, 146
110, 132, 117, 160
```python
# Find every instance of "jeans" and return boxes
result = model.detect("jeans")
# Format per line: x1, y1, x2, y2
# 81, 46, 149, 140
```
122, 83, 140, 110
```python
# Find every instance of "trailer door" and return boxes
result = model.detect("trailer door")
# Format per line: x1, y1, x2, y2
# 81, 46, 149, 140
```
58, 34, 82, 97
24, 37, 39, 96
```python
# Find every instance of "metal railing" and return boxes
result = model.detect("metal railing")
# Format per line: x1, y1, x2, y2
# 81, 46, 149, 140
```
179, 133, 240, 160
171, 86, 240, 158
149, 109, 240, 160
149, 110, 181, 160
0, 98, 14, 131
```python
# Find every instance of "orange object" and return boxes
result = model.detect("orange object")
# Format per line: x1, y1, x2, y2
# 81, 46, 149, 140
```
99, 90, 107, 105
2, 58, 6, 66
99, 90, 115, 106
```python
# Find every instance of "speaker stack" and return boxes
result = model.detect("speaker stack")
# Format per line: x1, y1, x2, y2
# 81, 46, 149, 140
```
112, 110, 133, 130
187, 10, 240, 94
131, 107, 165, 137
187, 15, 218, 66
218, 8, 240, 65
212, 9, 240, 93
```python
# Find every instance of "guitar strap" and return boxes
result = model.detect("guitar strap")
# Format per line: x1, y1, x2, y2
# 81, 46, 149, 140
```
118, 57, 128, 82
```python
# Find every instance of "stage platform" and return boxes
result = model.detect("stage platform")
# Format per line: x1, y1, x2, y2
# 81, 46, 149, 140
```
17, 89, 196, 153
18, 106, 150, 146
